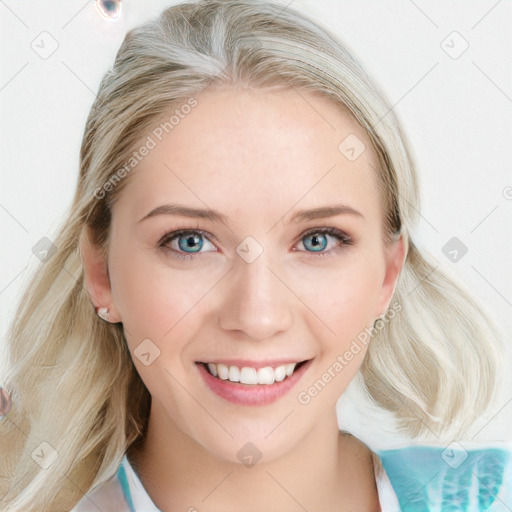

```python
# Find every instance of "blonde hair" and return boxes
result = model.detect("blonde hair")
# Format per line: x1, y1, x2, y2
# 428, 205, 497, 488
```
0, 0, 505, 509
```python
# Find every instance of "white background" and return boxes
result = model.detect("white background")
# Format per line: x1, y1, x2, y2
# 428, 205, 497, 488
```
1, 0, 511, 445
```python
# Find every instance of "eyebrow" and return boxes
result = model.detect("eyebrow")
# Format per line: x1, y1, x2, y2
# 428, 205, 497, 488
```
138, 203, 365, 224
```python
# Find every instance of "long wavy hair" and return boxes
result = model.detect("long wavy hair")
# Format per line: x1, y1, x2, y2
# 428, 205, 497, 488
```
0, 0, 505, 510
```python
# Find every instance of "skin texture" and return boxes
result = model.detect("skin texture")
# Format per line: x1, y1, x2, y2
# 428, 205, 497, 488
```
80, 86, 405, 511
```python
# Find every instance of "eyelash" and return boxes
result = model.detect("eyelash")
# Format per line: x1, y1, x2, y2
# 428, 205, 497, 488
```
158, 227, 354, 261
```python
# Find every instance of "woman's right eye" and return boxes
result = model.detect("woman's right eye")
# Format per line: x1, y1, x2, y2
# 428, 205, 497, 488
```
159, 230, 218, 260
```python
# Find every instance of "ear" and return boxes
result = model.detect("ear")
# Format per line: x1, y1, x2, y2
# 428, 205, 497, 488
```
78, 226, 122, 323
374, 234, 407, 318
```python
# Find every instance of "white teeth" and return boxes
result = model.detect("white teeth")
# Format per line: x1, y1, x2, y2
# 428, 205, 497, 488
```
228, 366, 240, 382
207, 363, 217, 377
274, 365, 286, 382
257, 367, 274, 385
285, 363, 296, 377
204, 362, 300, 385
217, 363, 229, 380
240, 367, 258, 385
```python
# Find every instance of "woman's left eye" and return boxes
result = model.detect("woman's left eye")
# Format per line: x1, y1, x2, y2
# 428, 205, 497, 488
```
158, 227, 353, 261
296, 228, 353, 257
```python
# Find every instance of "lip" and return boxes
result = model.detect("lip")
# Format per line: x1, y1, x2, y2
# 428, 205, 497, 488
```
196, 359, 313, 406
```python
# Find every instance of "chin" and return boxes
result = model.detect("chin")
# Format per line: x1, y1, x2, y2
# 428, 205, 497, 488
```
196, 426, 303, 467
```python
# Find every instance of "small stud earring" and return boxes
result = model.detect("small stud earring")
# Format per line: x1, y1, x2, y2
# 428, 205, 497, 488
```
97, 307, 109, 321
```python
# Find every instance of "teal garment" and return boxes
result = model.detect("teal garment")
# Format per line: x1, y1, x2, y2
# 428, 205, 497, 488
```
377, 445, 512, 511
117, 459, 136, 512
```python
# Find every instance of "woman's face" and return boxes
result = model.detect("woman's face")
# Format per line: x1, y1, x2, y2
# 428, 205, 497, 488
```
93, 87, 404, 463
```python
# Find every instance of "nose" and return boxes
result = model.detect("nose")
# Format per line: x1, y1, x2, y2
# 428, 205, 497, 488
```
218, 252, 294, 341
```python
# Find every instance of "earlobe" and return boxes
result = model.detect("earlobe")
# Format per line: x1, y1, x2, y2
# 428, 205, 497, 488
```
375, 234, 407, 318
78, 226, 121, 323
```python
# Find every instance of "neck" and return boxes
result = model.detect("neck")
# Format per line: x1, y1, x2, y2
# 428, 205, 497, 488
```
128, 405, 379, 511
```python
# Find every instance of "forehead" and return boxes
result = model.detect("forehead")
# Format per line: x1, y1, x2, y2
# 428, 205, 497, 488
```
113, 87, 383, 228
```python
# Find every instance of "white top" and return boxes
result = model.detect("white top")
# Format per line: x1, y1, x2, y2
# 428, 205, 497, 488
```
72, 453, 401, 511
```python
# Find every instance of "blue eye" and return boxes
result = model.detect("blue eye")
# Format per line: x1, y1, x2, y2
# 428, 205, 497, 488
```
298, 228, 353, 257
159, 227, 353, 261
177, 232, 204, 252
160, 230, 217, 260
303, 233, 328, 252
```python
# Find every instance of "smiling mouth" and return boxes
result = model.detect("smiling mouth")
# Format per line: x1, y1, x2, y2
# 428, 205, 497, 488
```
196, 360, 310, 385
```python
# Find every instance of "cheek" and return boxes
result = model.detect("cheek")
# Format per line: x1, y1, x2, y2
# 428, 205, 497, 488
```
293, 261, 383, 406
109, 247, 215, 341
300, 257, 383, 342
108, 251, 212, 393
